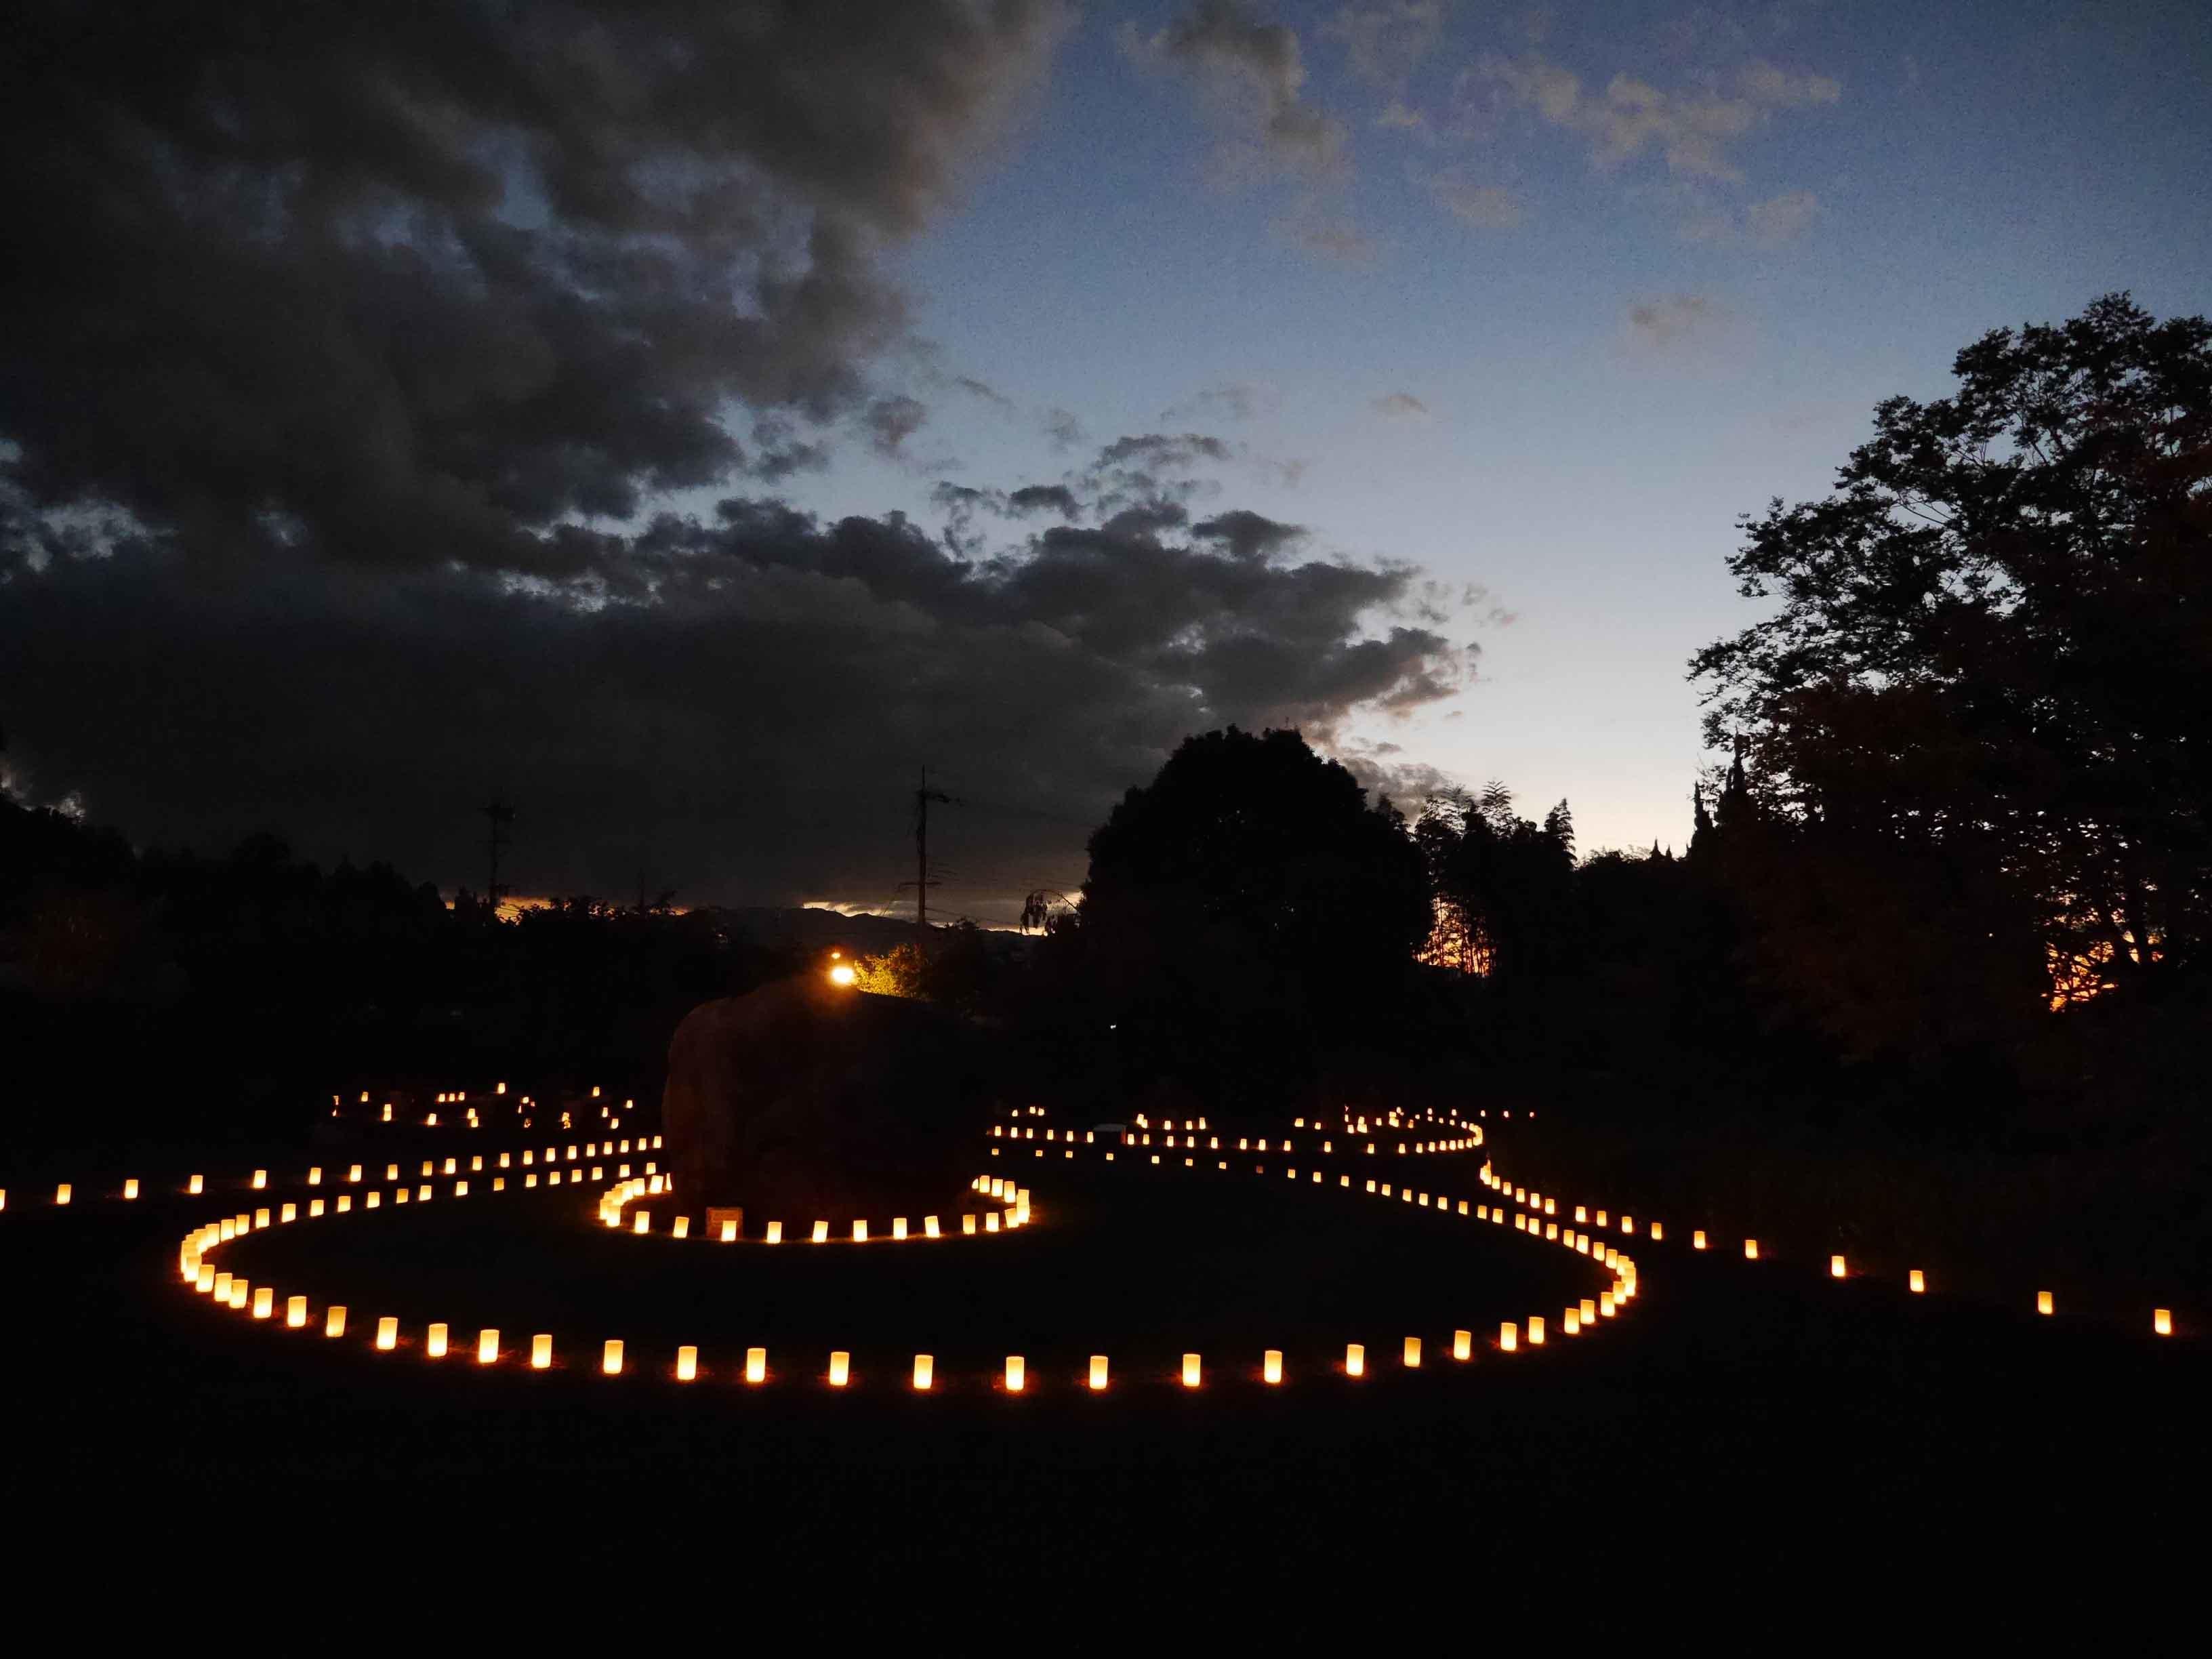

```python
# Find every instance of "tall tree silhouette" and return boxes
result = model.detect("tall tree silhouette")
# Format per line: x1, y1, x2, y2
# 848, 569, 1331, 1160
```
1693, 293, 2212, 1028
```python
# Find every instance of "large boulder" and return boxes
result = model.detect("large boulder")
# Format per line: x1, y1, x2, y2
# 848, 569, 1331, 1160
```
661, 974, 987, 1224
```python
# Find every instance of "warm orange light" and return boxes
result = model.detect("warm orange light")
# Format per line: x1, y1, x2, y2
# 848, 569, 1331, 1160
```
924, 1216, 941, 1239
765, 1221, 783, 1244
188, 1174, 204, 1195
1580, 1298, 1597, 1325
478, 1329, 499, 1364
1830, 1254, 1847, 1279
1088, 1355, 1109, 1391
427, 1323, 449, 1359
828, 1351, 851, 1387
912, 1353, 934, 1390
1693, 1230, 1707, 1250
195, 1264, 215, 1293
228, 1279, 249, 1309
1500, 1322, 1517, 1353
326, 1305, 347, 1338
602, 1339, 624, 1375
2153, 1309, 2172, 1336
55, 1183, 72, 1206
528, 1333, 550, 1368
676, 1345, 699, 1382
285, 1295, 306, 1328
123, 1179, 139, 1201
811, 1221, 828, 1244
2037, 1290, 2054, 1316
251, 1170, 267, 1190
1263, 1349, 1283, 1385
252, 1286, 274, 1319
1181, 1353, 1202, 1388
827, 963, 857, 987
720, 1218, 737, 1243
633, 1211, 649, 1234
1402, 1336, 1422, 1368
1744, 1239, 1759, 1261
1004, 1355, 1025, 1392
892, 1217, 907, 1240
852, 1220, 867, 1242
1908, 1269, 1925, 1293
376, 1317, 398, 1351
1598, 1292, 1616, 1319
1650, 1222, 1664, 1241
1528, 1317, 1546, 1345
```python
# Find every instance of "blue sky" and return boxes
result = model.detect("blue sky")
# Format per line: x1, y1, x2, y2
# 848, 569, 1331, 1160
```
772, 0, 2212, 856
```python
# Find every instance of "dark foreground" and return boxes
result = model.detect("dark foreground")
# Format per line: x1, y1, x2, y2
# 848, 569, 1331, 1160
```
9, 1146, 2203, 1641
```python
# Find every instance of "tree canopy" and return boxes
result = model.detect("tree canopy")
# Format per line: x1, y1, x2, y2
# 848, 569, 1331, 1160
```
1692, 293, 2212, 1008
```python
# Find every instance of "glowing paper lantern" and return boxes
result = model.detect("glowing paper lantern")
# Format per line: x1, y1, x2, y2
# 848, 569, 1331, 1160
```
252, 1286, 274, 1319
720, 1219, 737, 1243
811, 1221, 828, 1244
478, 1329, 499, 1364
1263, 1349, 1283, 1385
228, 1279, 249, 1310
913, 1353, 935, 1391
924, 1216, 941, 1238
2154, 1309, 2173, 1336
1580, 1298, 1597, 1325
634, 1212, 650, 1234
892, 1218, 907, 1240
1650, 1223, 1664, 1242
1528, 1317, 1546, 1346
852, 1221, 867, 1242
326, 1305, 347, 1337
602, 1339, 624, 1375
188, 1174, 205, 1195
281, 1202, 297, 1223
252, 1170, 267, 1190
676, 1345, 699, 1382
1744, 1239, 1759, 1261
531, 1334, 552, 1369
828, 1351, 851, 1387
1499, 1323, 1517, 1353
195, 1265, 215, 1293
985, 1214, 1000, 1233
1181, 1353, 1202, 1389
308, 1199, 324, 1216
123, 1179, 139, 1201
1908, 1269, 1925, 1294
1830, 1254, 1847, 1279
1599, 1292, 1616, 1318
1088, 1355, 1109, 1391
2037, 1291, 2053, 1316
765, 1221, 783, 1244
1004, 1355, 1025, 1392
376, 1317, 398, 1351
1562, 1310, 1580, 1336
427, 1323, 449, 1359
56, 1183, 72, 1205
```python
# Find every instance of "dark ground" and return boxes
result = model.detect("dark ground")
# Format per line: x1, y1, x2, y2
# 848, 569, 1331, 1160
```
7, 1129, 2203, 1641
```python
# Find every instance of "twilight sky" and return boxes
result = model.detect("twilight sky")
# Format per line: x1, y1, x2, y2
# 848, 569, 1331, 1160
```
3, 1, 2209, 924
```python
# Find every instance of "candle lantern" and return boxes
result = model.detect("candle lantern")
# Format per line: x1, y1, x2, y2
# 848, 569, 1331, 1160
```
1403, 1336, 1422, 1368
924, 1216, 941, 1239
892, 1218, 907, 1241
376, 1317, 398, 1351
2154, 1309, 2173, 1336
828, 1351, 851, 1387
1528, 1317, 1546, 1345
196, 1265, 216, 1293
228, 1279, 249, 1309
913, 1354, 934, 1390
252, 1170, 267, 1190
1181, 1353, 1202, 1388
531, 1334, 552, 1369
676, 1346, 699, 1382
1088, 1355, 1109, 1391
1562, 1310, 1580, 1335
478, 1329, 499, 1364
1599, 1292, 1615, 1319
1580, 1298, 1597, 1324
765, 1221, 783, 1244
1650, 1223, 1664, 1242
852, 1220, 867, 1243
1744, 1239, 1759, 1261
1693, 1230, 1706, 1250
1263, 1350, 1282, 1385
286, 1295, 306, 1328
811, 1221, 828, 1244
602, 1339, 623, 1375
427, 1323, 449, 1359
281, 1203, 297, 1223
1908, 1269, 1925, 1294
633, 1211, 650, 1235
123, 1179, 140, 1201
1453, 1330, 1472, 1361
1830, 1254, 1847, 1279
326, 1306, 347, 1337
253, 1286, 274, 1319
1500, 1323, 1517, 1353
1004, 1355, 1025, 1392
2037, 1291, 2053, 1316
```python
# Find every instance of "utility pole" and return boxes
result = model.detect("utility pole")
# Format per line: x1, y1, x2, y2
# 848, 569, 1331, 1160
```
482, 799, 514, 915
914, 769, 951, 943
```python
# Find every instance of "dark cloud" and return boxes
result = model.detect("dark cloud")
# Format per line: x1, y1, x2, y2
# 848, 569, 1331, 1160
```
1041, 408, 1090, 451
1161, 382, 1276, 422
0, 0, 1069, 577
864, 395, 930, 457
1123, 1, 1350, 182
2, 493, 1475, 923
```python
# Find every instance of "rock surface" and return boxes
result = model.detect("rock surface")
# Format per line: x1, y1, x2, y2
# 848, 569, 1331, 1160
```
661, 974, 985, 1223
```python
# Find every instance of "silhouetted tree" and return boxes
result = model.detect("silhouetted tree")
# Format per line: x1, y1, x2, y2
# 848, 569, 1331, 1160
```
1693, 293, 2212, 1042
